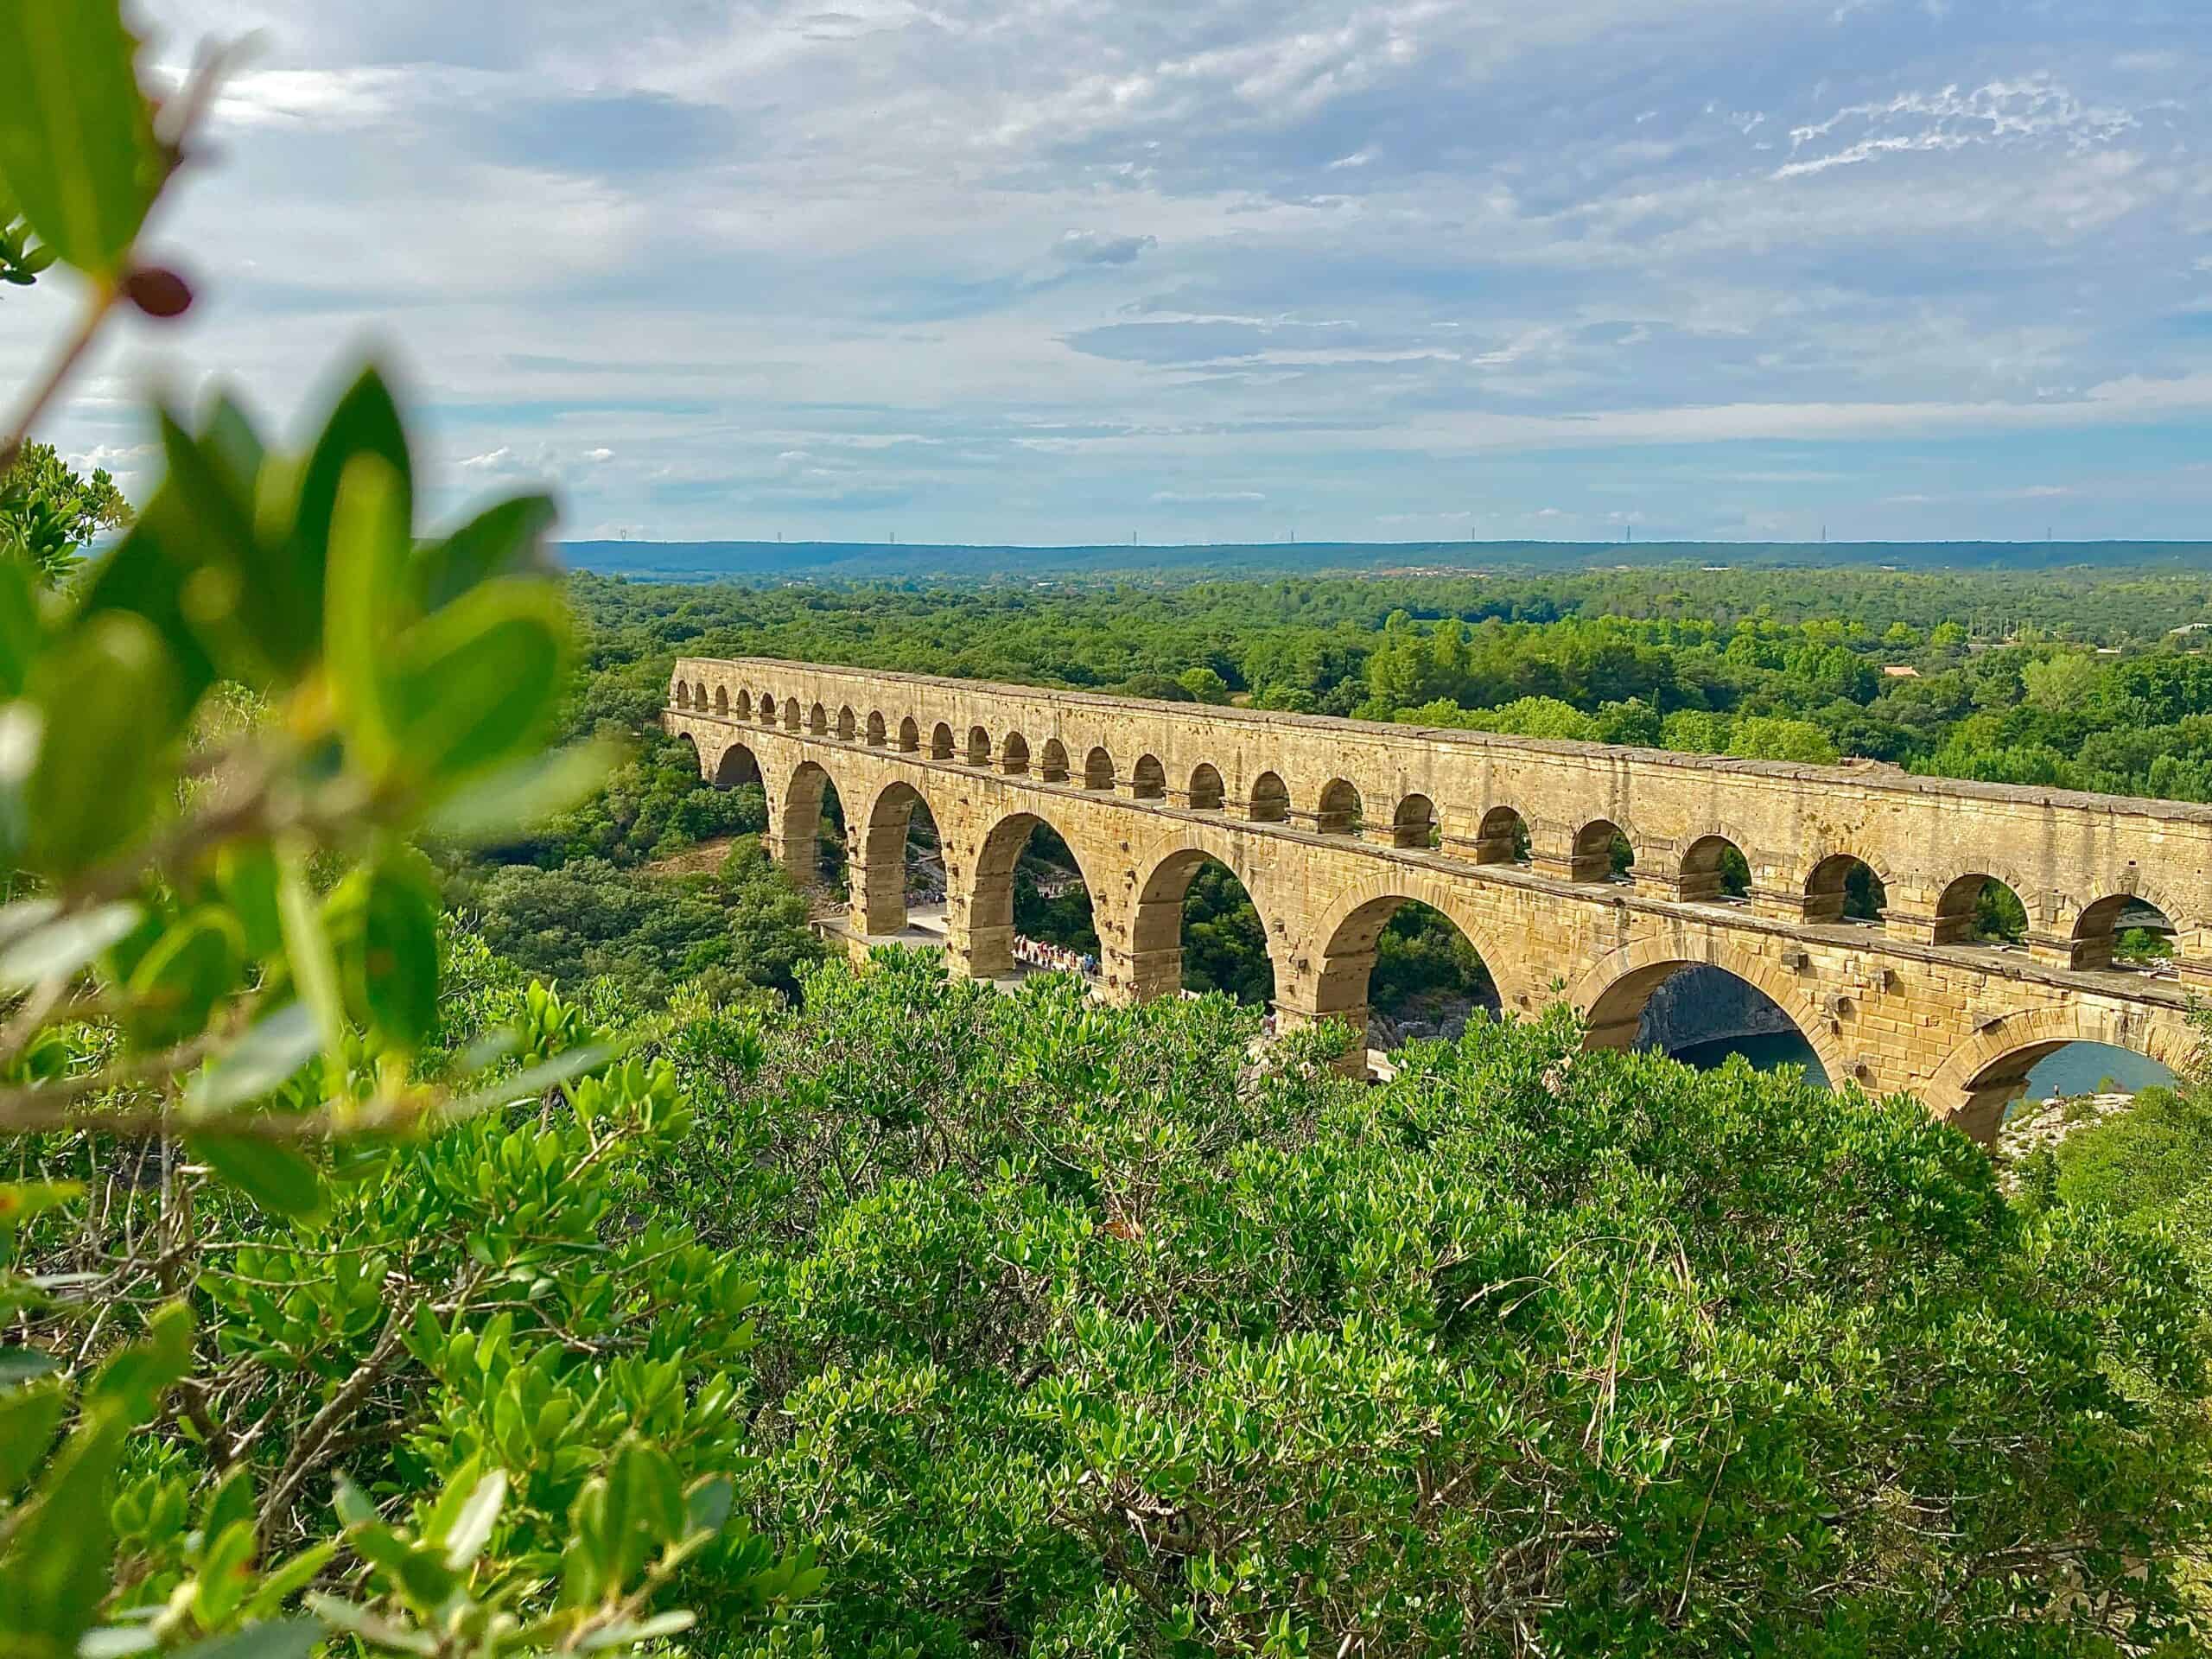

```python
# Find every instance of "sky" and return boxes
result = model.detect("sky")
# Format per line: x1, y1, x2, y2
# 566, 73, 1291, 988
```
6, 0, 2212, 546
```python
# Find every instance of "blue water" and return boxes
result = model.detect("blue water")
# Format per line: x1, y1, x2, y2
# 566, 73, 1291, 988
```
1668, 1033, 2177, 1101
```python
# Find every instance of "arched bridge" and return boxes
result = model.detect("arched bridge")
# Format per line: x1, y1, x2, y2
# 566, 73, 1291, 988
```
667, 655, 2211, 1141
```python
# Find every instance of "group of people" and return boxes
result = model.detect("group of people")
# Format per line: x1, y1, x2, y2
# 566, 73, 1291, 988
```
1013, 934, 1098, 977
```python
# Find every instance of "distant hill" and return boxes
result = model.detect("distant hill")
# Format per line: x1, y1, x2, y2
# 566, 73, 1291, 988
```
560, 538, 2212, 583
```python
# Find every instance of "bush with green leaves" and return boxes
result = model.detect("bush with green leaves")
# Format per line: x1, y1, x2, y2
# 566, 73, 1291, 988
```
659, 952, 2212, 1656
0, 9, 810, 1656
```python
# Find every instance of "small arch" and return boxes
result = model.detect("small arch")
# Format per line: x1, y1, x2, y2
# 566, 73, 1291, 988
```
1316, 779, 1363, 836
1039, 738, 1071, 783
2070, 893, 2177, 974
1249, 772, 1289, 823
899, 715, 921, 753
931, 722, 956, 760
734, 689, 753, 721
692, 681, 708, 709
713, 685, 729, 715
1132, 753, 1166, 799
1001, 732, 1031, 775
1391, 793, 1440, 850
1084, 746, 1116, 791
1677, 835, 1751, 905
1804, 853, 1887, 926
807, 702, 828, 736
1935, 873, 2027, 949
1188, 764, 1225, 811
675, 681, 691, 710
1573, 818, 1633, 883
866, 710, 887, 747
758, 693, 777, 726
1475, 805, 1531, 866
967, 725, 992, 768
837, 705, 857, 741
782, 698, 800, 732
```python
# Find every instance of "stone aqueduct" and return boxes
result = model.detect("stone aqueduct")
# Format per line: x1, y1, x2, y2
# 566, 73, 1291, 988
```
666, 654, 2212, 1141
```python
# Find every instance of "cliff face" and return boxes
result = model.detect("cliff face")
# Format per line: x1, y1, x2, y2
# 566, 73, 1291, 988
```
1635, 964, 1797, 1053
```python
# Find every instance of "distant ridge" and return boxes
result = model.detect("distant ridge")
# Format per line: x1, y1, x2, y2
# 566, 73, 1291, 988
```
561, 537, 2212, 582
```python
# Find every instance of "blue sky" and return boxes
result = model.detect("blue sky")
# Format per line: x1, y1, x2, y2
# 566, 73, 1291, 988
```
9, 0, 2212, 544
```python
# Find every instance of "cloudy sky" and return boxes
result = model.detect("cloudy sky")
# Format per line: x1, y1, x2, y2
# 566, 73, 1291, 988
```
9, 0, 2212, 544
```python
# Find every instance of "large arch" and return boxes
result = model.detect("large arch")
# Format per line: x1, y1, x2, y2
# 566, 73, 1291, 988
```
1568, 938, 1849, 1085
1295, 874, 1527, 1067
962, 806, 1109, 981
1128, 834, 1285, 1005
853, 778, 948, 936
1919, 1001, 2198, 1145
775, 759, 847, 890
714, 739, 763, 791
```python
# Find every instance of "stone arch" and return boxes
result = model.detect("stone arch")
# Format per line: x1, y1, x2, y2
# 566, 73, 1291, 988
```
1128, 833, 1287, 1004
1572, 817, 1632, 883
758, 693, 777, 727
853, 777, 947, 936
866, 710, 887, 747
836, 704, 856, 741
1474, 804, 1531, 865
692, 680, 707, 709
1568, 938, 1849, 1085
733, 689, 752, 721
676, 730, 702, 773
966, 724, 992, 768
899, 715, 921, 753
1188, 763, 1225, 811
782, 698, 800, 732
1803, 849, 1890, 925
1296, 873, 1526, 1063
1084, 746, 1116, 791
931, 721, 956, 760
807, 701, 829, 736
1039, 738, 1070, 783
713, 684, 729, 715
1249, 771, 1290, 823
675, 680, 691, 710
1391, 793, 1440, 849
1677, 832, 1751, 904
1001, 731, 1030, 775
962, 805, 1111, 982
1919, 1002, 2198, 1145
1132, 753, 1166, 799
775, 757, 846, 887
715, 740, 763, 791
2069, 891, 2180, 973
1934, 870, 2031, 948
1316, 779, 1363, 835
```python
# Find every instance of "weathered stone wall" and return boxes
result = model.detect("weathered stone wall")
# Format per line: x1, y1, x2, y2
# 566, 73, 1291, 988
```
665, 655, 2210, 1143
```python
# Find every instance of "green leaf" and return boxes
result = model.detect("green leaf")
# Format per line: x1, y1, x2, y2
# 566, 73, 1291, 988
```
0, 556, 41, 698
423, 739, 620, 844
188, 1002, 321, 1116
385, 580, 569, 787
413, 493, 558, 612
683, 1474, 734, 1537
292, 366, 412, 635
440, 1469, 507, 1571
86, 1300, 193, 1417
189, 1136, 326, 1224
77, 1626, 160, 1658
0, 1347, 60, 1387
70, 517, 221, 718
168, 1618, 321, 1659
0, 1181, 84, 1232
321, 455, 410, 778
438, 1044, 616, 1125
303, 1598, 435, 1657
201, 1463, 256, 1547
191, 1519, 257, 1626
124, 907, 244, 1049
353, 855, 441, 1050
216, 843, 283, 960
0, 901, 141, 991
23, 613, 177, 874
0, 0, 160, 276
0, 1380, 64, 1490
577, 1611, 695, 1651
3, 1409, 127, 1645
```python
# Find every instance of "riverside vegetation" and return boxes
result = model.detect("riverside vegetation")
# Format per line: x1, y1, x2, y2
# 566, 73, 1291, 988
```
7, 10, 2212, 1656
